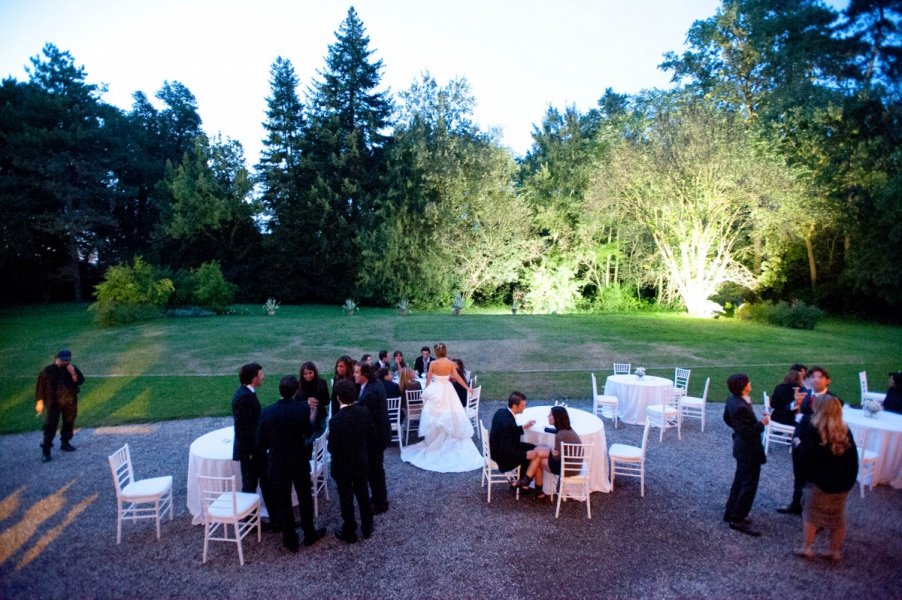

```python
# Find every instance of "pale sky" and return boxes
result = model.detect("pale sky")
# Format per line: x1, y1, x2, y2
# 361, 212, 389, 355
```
0, 0, 848, 165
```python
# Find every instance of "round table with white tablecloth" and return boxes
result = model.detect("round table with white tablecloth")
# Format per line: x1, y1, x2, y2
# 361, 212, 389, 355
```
604, 374, 675, 425
843, 407, 902, 489
186, 426, 294, 524
517, 406, 611, 494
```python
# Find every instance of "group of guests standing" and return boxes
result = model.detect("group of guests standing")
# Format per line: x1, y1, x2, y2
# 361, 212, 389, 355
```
229, 347, 475, 552
231, 358, 392, 551
722, 364, 859, 563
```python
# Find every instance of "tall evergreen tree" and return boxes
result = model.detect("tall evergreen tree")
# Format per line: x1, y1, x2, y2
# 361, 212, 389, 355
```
293, 6, 393, 301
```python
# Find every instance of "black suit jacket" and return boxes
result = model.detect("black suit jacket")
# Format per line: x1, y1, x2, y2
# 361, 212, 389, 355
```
232, 385, 261, 461
382, 379, 402, 401
358, 379, 390, 450
722, 395, 766, 465
35, 363, 85, 407
328, 404, 373, 481
414, 355, 433, 377
256, 397, 314, 479
490, 408, 526, 472
769, 383, 797, 426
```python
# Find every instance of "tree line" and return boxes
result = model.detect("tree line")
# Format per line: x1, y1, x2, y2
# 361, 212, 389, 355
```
1, 2, 899, 318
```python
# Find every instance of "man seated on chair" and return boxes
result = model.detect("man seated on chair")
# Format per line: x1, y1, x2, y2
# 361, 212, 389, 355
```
329, 379, 375, 543
378, 367, 402, 401
414, 346, 433, 378
490, 392, 541, 492
256, 375, 326, 552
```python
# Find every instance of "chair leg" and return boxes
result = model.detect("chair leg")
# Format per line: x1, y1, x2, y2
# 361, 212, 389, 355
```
155, 499, 161, 540
586, 484, 591, 519
236, 521, 245, 566
640, 463, 645, 497
116, 502, 122, 544
203, 524, 209, 564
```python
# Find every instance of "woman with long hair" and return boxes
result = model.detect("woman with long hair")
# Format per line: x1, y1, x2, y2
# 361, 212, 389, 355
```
400, 342, 482, 472
297, 361, 330, 437
330, 355, 355, 417
793, 395, 858, 562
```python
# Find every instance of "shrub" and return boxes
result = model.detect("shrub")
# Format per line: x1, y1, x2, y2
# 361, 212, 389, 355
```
190, 261, 236, 312
737, 299, 825, 330
89, 257, 174, 326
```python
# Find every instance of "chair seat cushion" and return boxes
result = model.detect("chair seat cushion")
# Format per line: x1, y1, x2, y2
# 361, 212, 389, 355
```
121, 476, 172, 500
594, 395, 618, 405
609, 443, 642, 460
646, 405, 677, 416
208, 491, 260, 518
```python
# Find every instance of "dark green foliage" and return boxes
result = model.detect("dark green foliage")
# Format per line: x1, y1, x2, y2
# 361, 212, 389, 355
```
89, 257, 174, 326
737, 299, 825, 329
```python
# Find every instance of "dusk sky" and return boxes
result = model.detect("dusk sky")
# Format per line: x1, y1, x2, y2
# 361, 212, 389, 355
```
1, 0, 848, 165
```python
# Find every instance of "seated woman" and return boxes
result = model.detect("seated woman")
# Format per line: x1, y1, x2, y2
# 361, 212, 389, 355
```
541, 406, 582, 483
398, 367, 422, 421
770, 369, 806, 426
884, 372, 902, 414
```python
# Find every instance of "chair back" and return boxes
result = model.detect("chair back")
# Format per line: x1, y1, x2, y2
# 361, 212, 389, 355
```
479, 420, 492, 460
197, 475, 238, 519
470, 374, 478, 388
763, 391, 771, 411
386, 396, 402, 440
591, 372, 599, 398
109, 444, 134, 497
406, 389, 424, 420
311, 434, 329, 477
674, 368, 691, 392
700, 377, 711, 401
640, 420, 651, 457
560, 442, 592, 479
859, 371, 868, 399
467, 386, 481, 415
613, 363, 631, 375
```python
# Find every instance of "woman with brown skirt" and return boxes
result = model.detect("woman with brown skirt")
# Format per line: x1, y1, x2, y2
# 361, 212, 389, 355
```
793, 394, 859, 562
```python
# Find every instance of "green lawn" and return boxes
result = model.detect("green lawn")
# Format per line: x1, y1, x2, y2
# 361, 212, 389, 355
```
1, 304, 900, 434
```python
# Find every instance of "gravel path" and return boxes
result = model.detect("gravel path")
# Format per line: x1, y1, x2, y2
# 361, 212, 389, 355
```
1, 400, 900, 599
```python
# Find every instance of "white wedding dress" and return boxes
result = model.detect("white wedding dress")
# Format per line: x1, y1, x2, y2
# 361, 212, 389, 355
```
400, 375, 483, 472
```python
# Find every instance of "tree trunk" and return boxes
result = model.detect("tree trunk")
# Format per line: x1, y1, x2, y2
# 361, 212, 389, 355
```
753, 236, 762, 273
604, 227, 612, 288
804, 235, 817, 289
613, 226, 620, 285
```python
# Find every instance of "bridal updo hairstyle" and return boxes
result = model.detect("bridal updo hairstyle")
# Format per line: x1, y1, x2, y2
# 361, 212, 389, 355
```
434, 342, 447, 358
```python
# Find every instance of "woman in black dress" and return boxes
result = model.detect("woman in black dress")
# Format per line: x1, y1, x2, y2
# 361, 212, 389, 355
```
330, 355, 355, 417
298, 361, 330, 437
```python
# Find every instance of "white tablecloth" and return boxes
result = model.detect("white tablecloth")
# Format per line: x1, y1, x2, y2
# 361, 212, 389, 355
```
604, 374, 675, 425
186, 426, 292, 524
517, 406, 611, 494
844, 407, 902, 489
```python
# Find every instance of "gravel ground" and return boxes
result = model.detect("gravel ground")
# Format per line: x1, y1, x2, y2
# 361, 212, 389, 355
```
1, 400, 900, 600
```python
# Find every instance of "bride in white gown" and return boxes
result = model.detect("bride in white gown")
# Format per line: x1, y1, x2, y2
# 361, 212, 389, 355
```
400, 343, 483, 473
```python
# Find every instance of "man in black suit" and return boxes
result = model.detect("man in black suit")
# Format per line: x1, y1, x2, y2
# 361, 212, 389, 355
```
232, 363, 265, 494
378, 367, 402, 400
256, 375, 326, 552
377, 350, 391, 370
413, 346, 433, 377
329, 379, 375, 544
723, 373, 769, 536
354, 362, 390, 514
489, 391, 538, 481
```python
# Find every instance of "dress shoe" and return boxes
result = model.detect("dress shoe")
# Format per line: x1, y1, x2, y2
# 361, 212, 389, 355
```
283, 534, 300, 553
334, 528, 357, 544
373, 503, 389, 515
41, 450, 52, 463
777, 504, 803, 516
361, 524, 373, 539
303, 527, 326, 547
60, 442, 76, 452
729, 522, 761, 537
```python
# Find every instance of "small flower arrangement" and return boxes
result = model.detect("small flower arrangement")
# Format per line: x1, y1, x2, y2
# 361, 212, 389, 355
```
634, 367, 646, 379
342, 298, 358, 316
553, 400, 568, 407
263, 298, 280, 316
862, 398, 883, 417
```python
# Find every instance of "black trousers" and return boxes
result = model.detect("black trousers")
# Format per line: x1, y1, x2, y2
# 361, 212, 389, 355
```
271, 468, 316, 544
42, 400, 77, 448
367, 446, 388, 509
335, 475, 373, 535
789, 449, 804, 507
724, 459, 761, 522
239, 454, 277, 526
